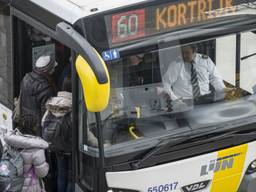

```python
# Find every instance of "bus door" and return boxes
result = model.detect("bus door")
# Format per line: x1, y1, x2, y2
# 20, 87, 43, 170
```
12, 19, 71, 99
10, 4, 110, 192
0, 2, 12, 143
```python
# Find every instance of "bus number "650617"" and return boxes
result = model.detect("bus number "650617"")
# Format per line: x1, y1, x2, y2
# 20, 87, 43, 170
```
148, 182, 178, 192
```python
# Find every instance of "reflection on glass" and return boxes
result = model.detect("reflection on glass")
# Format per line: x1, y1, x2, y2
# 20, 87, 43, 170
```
85, 31, 256, 151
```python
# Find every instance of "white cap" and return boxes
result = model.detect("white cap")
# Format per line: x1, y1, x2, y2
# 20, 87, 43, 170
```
35, 55, 57, 73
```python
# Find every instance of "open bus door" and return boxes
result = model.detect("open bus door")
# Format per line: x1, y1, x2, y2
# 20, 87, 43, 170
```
0, 1, 12, 144
9, 2, 110, 192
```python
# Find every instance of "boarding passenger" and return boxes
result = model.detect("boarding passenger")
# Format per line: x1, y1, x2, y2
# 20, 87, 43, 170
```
19, 55, 57, 136
42, 76, 72, 192
4, 130, 49, 192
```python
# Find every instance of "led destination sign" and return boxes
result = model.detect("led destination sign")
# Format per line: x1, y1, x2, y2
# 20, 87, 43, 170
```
107, 0, 238, 45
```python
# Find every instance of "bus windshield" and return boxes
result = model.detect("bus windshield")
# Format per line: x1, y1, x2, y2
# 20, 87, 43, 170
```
79, 1, 256, 155
79, 30, 256, 153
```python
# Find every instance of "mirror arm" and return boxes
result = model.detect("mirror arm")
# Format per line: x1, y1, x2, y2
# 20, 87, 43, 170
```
55, 22, 108, 84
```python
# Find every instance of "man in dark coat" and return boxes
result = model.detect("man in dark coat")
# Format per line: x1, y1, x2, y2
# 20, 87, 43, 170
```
19, 55, 57, 136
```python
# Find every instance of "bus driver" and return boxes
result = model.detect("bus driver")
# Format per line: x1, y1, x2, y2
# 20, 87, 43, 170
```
160, 44, 226, 108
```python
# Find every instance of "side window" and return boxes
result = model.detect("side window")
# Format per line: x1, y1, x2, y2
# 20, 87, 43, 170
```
78, 83, 98, 150
0, 6, 12, 108
240, 31, 256, 94
217, 31, 256, 94
77, 83, 97, 189
216, 35, 236, 86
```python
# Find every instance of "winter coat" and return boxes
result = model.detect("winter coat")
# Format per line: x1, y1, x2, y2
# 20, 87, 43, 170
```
42, 91, 98, 148
42, 91, 72, 153
20, 69, 56, 136
4, 132, 49, 192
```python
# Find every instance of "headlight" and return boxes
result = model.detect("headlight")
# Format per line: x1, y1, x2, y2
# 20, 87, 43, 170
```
246, 159, 256, 174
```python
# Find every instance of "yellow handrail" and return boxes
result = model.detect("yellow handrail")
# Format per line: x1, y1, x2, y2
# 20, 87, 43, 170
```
129, 126, 140, 139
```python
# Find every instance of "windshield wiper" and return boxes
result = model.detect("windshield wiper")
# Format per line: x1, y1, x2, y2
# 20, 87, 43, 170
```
241, 52, 256, 60
132, 130, 256, 169
131, 135, 190, 169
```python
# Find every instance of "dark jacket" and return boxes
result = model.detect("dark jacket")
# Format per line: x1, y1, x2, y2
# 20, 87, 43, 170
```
20, 70, 56, 136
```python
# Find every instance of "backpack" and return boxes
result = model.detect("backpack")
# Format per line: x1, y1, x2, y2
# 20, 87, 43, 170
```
42, 111, 72, 153
0, 147, 24, 192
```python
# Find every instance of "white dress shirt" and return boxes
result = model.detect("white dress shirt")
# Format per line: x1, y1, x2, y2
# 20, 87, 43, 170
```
162, 53, 225, 100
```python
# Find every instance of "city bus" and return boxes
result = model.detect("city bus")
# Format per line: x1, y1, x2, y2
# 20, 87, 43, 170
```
1, 0, 256, 191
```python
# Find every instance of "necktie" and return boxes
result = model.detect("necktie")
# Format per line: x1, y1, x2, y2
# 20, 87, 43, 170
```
191, 61, 201, 98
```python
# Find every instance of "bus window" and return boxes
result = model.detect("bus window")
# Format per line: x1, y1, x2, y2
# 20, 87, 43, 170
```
0, 6, 12, 108
240, 31, 256, 94
109, 52, 161, 87
83, 30, 256, 151
216, 35, 236, 86
78, 82, 99, 148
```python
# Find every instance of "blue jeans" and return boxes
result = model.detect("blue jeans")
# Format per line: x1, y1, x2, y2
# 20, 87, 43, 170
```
56, 154, 72, 192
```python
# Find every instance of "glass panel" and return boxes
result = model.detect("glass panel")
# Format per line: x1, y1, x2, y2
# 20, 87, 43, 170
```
240, 32, 256, 94
0, 6, 12, 108
77, 0, 256, 157
216, 35, 236, 86
79, 13, 256, 155
96, 30, 256, 151
78, 82, 98, 150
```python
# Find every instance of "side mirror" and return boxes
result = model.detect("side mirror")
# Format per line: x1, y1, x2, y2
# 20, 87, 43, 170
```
76, 54, 110, 112
55, 22, 110, 112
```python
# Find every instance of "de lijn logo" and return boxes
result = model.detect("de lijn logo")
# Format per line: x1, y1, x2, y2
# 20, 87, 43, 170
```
200, 153, 241, 176
181, 180, 211, 192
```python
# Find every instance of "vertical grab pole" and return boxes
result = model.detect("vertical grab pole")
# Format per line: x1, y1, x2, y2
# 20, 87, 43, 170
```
95, 112, 105, 191
236, 33, 241, 88
71, 52, 78, 191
